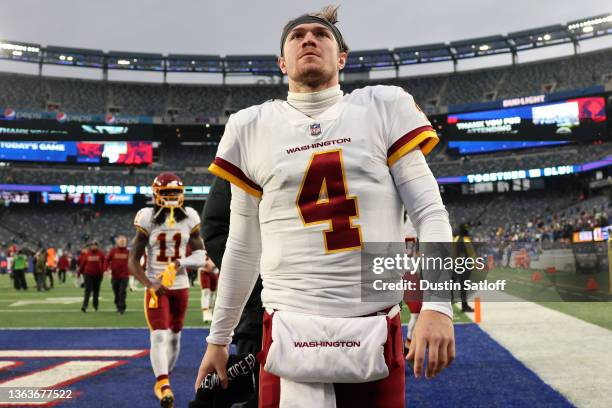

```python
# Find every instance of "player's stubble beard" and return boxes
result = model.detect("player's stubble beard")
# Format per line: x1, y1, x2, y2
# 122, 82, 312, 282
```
292, 53, 338, 91
297, 65, 333, 90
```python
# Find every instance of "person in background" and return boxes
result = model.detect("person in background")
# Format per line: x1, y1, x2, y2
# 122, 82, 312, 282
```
6, 244, 17, 280
452, 224, 476, 313
76, 248, 87, 288
106, 235, 130, 314
0, 252, 7, 275
12, 249, 28, 290
57, 250, 70, 284
199, 256, 219, 323
79, 241, 105, 313
45, 247, 57, 289
35, 250, 47, 291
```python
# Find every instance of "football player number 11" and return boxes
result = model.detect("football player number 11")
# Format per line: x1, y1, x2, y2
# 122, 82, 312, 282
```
297, 149, 363, 253
156, 232, 181, 262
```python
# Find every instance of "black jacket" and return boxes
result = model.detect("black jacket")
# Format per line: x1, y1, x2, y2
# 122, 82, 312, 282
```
202, 177, 263, 340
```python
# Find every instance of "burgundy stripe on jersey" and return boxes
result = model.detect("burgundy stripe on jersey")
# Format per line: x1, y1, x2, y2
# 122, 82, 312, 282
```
387, 125, 435, 158
212, 157, 263, 193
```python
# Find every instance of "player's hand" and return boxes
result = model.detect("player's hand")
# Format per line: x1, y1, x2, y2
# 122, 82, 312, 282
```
407, 310, 455, 379
195, 343, 229, 392
147, 282, 166, 295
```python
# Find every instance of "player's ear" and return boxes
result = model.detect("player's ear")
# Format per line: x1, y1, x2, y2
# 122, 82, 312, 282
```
337, 51, 347, 70
277, 56, 287, 75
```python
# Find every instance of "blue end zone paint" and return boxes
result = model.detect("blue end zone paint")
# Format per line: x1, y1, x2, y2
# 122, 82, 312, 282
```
0, 325, 573, 407
405, 324, 573, 407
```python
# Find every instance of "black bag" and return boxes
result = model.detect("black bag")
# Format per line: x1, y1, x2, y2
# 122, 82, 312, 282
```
189, 353, 257, 408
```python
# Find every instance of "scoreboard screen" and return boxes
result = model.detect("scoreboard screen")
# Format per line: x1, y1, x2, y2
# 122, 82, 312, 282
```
446, 96, 607, 141
0, 141, 152, 165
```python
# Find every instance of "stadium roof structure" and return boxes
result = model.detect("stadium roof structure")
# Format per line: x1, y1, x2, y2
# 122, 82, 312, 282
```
394, 43, 453, 64
166, 54, 223, 73
344, 49, 396, 72
107, 51, 165, 71
224, 54, 279, 75
0, 12, 610, 79
44, 46, 105, 68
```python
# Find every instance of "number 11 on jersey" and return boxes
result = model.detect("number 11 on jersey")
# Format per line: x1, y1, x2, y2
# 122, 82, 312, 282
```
296, 149, 363, 253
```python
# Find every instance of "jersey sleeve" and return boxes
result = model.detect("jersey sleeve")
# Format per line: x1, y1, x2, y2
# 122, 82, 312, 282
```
186, 207, 201, 234
386, 88, 439, 166
133, 208, 152, 236
208, 116, 263, 198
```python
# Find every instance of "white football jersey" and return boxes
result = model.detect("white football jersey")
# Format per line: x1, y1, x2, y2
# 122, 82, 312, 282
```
209, 85, 438, 316
133, 206, 200, 290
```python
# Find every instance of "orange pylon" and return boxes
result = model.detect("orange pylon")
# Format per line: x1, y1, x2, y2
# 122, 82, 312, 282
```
586, 278, 599, 291
474, 297, 481, 324
531, 271, 543, 282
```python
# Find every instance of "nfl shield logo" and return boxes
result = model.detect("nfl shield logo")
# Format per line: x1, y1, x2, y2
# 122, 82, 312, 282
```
310, 123, 322, 136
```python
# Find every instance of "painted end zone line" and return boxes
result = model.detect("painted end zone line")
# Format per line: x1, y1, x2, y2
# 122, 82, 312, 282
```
0, 360, 126, 406
0, 362, 23, 373
0, 350, 148, 358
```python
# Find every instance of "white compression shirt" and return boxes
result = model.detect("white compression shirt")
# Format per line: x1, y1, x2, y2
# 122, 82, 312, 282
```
286, 84, 343, 118
207, 149, 453, 346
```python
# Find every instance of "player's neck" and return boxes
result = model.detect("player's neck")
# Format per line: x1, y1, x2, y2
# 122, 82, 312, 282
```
287, 84, 342, 119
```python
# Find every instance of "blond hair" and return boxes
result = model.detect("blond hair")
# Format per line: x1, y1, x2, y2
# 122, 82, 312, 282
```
313, 5, 340, 24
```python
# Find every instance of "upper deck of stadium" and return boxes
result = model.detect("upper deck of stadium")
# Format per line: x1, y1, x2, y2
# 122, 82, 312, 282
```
0, 13, 610, 123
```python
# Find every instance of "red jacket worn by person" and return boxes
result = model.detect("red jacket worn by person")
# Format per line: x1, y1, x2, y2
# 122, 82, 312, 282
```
105, 247, 130, 279
58, 255, 70, 271
79, 249, 105, 277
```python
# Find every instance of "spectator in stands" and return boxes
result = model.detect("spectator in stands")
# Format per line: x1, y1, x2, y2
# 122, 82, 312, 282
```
34, 250, 48, 291
105, 235, 130, 314
57, 250, 70, 284
12, 249, 28, 290
79, 241, 105, 313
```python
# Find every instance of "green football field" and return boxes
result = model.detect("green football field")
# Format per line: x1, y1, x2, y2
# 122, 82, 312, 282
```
469, 266, 612, 331
0, 274, 471, 328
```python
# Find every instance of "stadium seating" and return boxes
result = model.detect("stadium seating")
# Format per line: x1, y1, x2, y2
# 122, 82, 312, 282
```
0, 48, 610, 119
0, 165, 214, 187
0, 205, 135, 251
429, 143, 611, 177
0, 45, 610, 252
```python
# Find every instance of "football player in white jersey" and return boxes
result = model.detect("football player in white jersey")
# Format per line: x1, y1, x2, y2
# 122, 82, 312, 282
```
403, 214, 423, 359
199, 255, 219, 322
128, 172, 206, 408
196, 6, 455, 407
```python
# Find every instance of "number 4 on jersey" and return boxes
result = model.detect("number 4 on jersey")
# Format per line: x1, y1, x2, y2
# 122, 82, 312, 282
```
297, 149, 362, 253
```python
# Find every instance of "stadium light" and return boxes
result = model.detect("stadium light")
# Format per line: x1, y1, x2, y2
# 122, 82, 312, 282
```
12, 50, 22, 56
583, 26, 594, 33
479, 45, 490, 51
117, 59, 130, 65
567, 14, 612, 30
0, 42, 40, 53
543, 34, 551, 41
